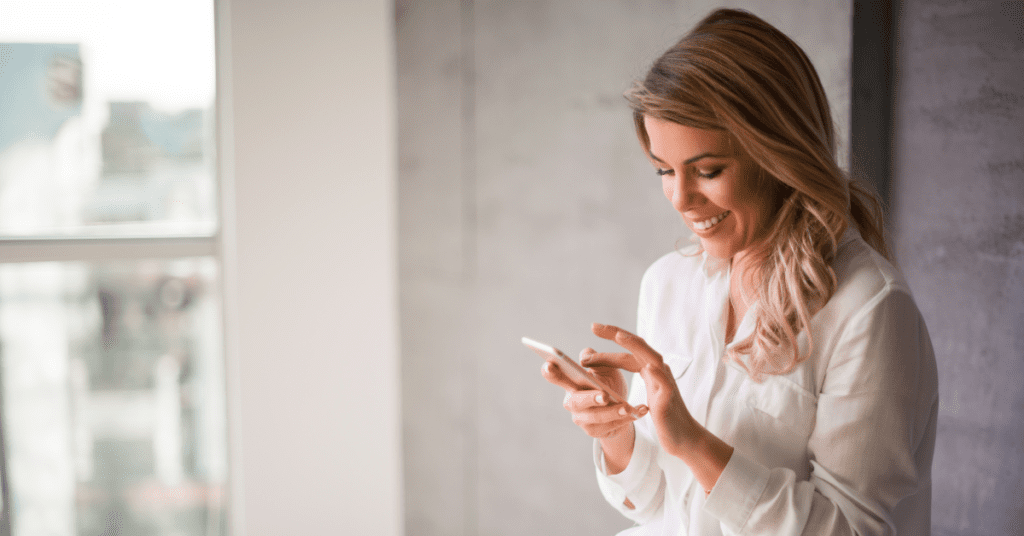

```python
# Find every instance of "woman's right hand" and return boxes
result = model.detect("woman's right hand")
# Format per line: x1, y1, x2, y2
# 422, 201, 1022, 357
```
540, 348, 648, 441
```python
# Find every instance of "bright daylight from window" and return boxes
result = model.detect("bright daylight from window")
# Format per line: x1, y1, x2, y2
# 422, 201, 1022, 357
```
0, 1, 227, 535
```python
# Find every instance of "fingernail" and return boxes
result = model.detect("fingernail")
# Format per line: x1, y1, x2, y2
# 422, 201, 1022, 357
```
595, 394, 605, 405
638, 406, 649, 416
618, 407, 627, 416
593, 323, 606, 329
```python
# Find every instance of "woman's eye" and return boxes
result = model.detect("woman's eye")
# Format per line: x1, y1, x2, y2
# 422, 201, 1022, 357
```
656, 168, 673, 176
698, 168, 723, 179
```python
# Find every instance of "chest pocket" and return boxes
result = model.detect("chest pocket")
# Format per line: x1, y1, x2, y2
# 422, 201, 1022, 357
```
740, 375, 817, 436
662, 352, 693, 379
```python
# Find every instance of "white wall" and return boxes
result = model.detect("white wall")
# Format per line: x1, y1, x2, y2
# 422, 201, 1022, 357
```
217, 1, 401, 534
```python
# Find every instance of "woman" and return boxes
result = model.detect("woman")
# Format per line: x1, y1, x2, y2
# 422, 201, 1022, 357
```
542, 8, 938, 535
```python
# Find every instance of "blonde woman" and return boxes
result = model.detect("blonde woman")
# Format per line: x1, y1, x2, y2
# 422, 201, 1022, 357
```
542, 8, 937, 535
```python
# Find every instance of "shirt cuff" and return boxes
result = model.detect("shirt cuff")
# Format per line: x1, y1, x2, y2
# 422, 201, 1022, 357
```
702, 449, 771, 532
593, 429, 658, 504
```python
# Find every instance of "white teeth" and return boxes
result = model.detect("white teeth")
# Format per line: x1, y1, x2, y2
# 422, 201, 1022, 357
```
694, 211, 729, 231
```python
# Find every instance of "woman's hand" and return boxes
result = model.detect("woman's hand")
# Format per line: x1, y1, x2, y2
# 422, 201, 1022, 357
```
542, 345, 648, 476
582, 323, 699, 458
540, 350, 646, 441
586, 323, 733, 493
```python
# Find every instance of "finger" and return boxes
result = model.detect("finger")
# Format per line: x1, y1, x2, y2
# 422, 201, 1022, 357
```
562, 389, 610, 411
570, 404, 640, 427
566, 393, 647, 424
578, 419, 635, 440
591, 322, 624, 342
562, 386, 647, 418
541, 361, 581, 392
580, 348, 639, 372
638, 363, 666, 394
593, 323, 664, 368
638, 364, 680, 409
569, 407, 647, 436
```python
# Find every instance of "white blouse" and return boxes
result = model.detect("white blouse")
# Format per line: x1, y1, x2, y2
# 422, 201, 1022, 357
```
594, 230, 938, 535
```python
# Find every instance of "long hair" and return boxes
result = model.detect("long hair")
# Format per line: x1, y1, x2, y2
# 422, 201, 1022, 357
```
626, 8, 889, 380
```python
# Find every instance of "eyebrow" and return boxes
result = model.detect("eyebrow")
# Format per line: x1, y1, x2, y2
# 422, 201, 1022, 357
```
649, 151, 726, 166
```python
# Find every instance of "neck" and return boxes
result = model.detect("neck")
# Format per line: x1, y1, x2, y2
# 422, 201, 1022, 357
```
729, 251, 759, 307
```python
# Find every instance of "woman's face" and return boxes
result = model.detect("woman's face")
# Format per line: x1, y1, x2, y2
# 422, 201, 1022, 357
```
644, 115, 775, 261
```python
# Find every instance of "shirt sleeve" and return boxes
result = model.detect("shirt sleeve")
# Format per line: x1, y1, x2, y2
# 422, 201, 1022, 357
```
592, 354, 667, 523
703, 288, 939, 535
592, 425, 665, 524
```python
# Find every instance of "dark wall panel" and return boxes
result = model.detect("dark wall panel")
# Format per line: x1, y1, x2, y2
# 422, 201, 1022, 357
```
891, 1, 1024, 534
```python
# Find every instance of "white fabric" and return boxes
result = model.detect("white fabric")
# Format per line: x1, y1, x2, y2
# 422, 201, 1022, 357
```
594, 230, 938, 535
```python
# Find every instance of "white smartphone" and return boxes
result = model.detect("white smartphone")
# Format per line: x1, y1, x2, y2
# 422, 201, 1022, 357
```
523, 336, 640, 418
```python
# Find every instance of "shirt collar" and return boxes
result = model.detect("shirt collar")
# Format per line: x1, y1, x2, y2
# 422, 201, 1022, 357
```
838, 224, 860, 249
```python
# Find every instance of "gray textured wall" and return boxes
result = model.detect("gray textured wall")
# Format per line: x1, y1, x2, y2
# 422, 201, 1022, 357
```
397, 2, 851, 534
891, 1, 1024, 535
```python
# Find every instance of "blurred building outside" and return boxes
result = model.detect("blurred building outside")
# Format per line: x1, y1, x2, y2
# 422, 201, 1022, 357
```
0, 28, 226, 536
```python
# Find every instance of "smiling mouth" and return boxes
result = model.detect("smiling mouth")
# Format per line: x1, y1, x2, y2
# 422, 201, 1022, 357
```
693, 210, 730, 231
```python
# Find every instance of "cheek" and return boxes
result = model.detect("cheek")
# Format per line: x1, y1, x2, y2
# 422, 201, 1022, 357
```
725, 181, 762, 220
733, 197, 771, 235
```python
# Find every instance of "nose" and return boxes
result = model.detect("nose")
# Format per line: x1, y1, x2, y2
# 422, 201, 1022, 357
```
669, 173, 699, 213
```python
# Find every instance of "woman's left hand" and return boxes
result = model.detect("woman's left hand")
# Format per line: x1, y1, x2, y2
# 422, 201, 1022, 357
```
582, 323, 700, 458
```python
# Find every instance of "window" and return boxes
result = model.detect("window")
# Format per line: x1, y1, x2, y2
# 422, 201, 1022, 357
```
0, 2, 227, 535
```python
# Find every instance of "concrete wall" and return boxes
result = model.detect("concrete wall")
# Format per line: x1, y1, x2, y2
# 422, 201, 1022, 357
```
397, 2, 850, 534
891, 1, 1024, 535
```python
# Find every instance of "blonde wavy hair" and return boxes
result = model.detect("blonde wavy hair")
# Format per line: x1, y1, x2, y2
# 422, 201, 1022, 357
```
626, 8, 889, 380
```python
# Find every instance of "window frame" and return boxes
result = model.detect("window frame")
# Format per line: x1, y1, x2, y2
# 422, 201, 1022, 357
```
0, 2, 226, 533
0, 0, 402, 533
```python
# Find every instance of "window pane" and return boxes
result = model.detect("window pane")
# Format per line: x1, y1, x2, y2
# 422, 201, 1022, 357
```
0, 258, 227, 535
0, 1, 216, 237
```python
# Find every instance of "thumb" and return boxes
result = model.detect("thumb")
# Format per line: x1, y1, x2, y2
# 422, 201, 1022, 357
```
638, 363, 667, 394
